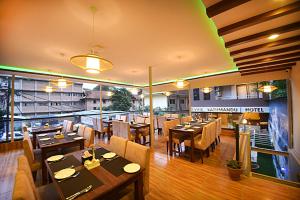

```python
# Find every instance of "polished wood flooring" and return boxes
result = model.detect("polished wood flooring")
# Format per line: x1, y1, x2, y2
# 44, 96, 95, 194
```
1, 134, 299, 200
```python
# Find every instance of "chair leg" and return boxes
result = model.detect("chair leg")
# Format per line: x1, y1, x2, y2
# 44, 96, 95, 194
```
200, 150, 203, 163
218, 135, 220, 143
166, 141, 169, 153
32, 171, 37, 181
177, 144, 181, 156
143, 136, 146, 144
206, 148, 210, 157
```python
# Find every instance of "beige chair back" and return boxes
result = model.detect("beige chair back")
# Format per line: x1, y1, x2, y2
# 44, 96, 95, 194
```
162, 119, 180, 137
62, 120, 68, 132
65, 121, 73, 133
197, 125, 210, 150
210, 121, 216, 145
136, 116, 145, 124
120, 115, 127, 122
17, 155, 39, 199
112, 120, 121, 136
109, 135, 128, 157
12, 170, 37, 200
153, 116, 158, 130
125, 141, 150, 195
23, 131, 34, 165
83, 127, 94, 148
119, 122, 131, 140
216, 118, 222, 136
78, 124, 86, 136
157, 116, 166, 129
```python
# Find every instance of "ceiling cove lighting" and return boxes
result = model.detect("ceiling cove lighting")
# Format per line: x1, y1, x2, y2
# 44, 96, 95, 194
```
258, 85, 278, 93
268, 34, 279, 40
70, 6, 113, 74
173, 80, 189, 89
201, 87, 213, 93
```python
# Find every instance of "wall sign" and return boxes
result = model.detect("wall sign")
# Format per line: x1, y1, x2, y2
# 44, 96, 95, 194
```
191, 107, 269, 113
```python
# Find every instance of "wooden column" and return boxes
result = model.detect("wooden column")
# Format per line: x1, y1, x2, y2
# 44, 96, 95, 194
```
99, 85, 103, 120
10, 75, 15, 142
149, 66, 154, 148
188, 84, 192, 116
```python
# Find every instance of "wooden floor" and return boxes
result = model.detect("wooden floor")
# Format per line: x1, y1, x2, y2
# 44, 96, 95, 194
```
1, 134, 299, 200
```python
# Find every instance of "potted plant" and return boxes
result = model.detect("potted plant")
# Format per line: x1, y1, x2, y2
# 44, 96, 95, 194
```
226, 160, 243, 180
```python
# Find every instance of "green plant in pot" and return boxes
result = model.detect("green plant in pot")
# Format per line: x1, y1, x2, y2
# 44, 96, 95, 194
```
226, 160, 243, 180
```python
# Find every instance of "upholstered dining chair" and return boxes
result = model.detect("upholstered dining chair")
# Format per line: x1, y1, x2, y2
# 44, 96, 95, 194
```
112, 120, 121, 137
119, 122, 135, 141
83, 127, 95, 148
14, 155, 60, 200
194, 125, 211, 163
22, 131, 41, 176
65, 121, 73, 133
216, 118, 222, 143
157, 116, 166, 135
93, 118, 108, 139
77, 124, 86, 137
123, 141, 150, 198
62, 120, 68, 133
162, 119, 183, 154
108, 135, 128, 157
210, 121, 217, 151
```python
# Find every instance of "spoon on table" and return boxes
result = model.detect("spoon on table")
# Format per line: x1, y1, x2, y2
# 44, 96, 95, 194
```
58, 171, 80, 183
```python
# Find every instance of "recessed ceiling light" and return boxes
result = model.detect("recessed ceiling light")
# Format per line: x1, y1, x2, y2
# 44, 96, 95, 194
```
268, 34, 279, 40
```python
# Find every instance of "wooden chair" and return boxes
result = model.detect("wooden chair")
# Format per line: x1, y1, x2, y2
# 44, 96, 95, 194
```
112, 120, 121, 136
23, 131, 41, 176
108, 135, 128, 157
83, 127, 95, 148
15, 155, 60, 200
62, 120, 68, 133
92, 118, 108, 139
119, 122, 135, 141
123, 141, 150, 198
65, 121, 73, 133
194, 125, 211, 163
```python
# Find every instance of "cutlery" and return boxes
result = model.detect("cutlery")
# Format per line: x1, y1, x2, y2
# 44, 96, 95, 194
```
54, 165, 74, 174
104, 155, 120, 163
66, 185, 93, 200
58, 171, 80, 183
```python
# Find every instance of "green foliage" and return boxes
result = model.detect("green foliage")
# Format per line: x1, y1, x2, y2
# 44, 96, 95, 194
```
226, 160, 242, 169
93, 85, 112, 91
111, 88, 133, 111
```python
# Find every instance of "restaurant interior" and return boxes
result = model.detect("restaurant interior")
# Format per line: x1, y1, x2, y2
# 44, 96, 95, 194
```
0, 0, 300, 199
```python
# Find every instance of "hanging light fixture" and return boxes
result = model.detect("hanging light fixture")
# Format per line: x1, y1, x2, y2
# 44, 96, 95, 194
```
164, 91, 171, 96
258, 85, 277, 93
173, 80, 189, 89
51, 78, 72, 89
201, 87, 213, 94
70, 6, 113, 74
128, 88, 139, 95
45, 85, 53, 93
107, 91, 113, 97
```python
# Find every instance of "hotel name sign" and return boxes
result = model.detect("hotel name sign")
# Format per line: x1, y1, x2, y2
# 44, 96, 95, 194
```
191, 107, 269, 113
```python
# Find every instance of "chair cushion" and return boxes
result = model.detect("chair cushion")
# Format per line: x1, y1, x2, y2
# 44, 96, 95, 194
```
184, 134, 201, 147
37, 183, 60, 200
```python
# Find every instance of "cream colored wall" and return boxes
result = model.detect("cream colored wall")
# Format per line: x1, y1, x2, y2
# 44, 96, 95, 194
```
290, 62, 300, 164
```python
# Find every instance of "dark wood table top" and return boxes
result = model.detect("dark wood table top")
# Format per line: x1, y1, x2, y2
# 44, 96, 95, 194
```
31, 125, 63, 134
37, 132, 85, 149
130, 123, 150, 129
45, 148, 144, 200
169, 121, 211, 134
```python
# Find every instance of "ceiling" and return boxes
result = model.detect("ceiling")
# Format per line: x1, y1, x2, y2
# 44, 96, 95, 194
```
0, 0, 235, 86
202, 0, 300, 76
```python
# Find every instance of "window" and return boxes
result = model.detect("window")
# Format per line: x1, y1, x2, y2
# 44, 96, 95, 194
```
204, 93, 210, 100
169, 99, 175, 104
193, 88, 200, 100
93, 100, 97, 104
180, 99, 185, 104
93, 107, 97, 110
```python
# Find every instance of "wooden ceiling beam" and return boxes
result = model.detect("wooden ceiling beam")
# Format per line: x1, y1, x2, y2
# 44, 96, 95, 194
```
234, 45, 300, 62
218, 2, 300, 36
241, 67, 291, 76
206, 0, 250, 18
236, 52, 300, 66
225, 21, 300, 48
239, 63, 294, 72
230, 35, 300, 56
238, 58, 299, 69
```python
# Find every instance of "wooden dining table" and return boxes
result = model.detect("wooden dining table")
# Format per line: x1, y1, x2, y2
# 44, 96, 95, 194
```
45, 148, 144, 200
30, 125, 63, 149
130, 123, 150, 145
36, 132, 85, 184
169, 122, 207, 162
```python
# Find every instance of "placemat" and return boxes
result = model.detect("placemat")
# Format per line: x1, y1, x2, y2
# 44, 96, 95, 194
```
48, 155, 82, 172
57, 168, 103, 198
88, 148, 110, 159
101, 157, 131, 177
